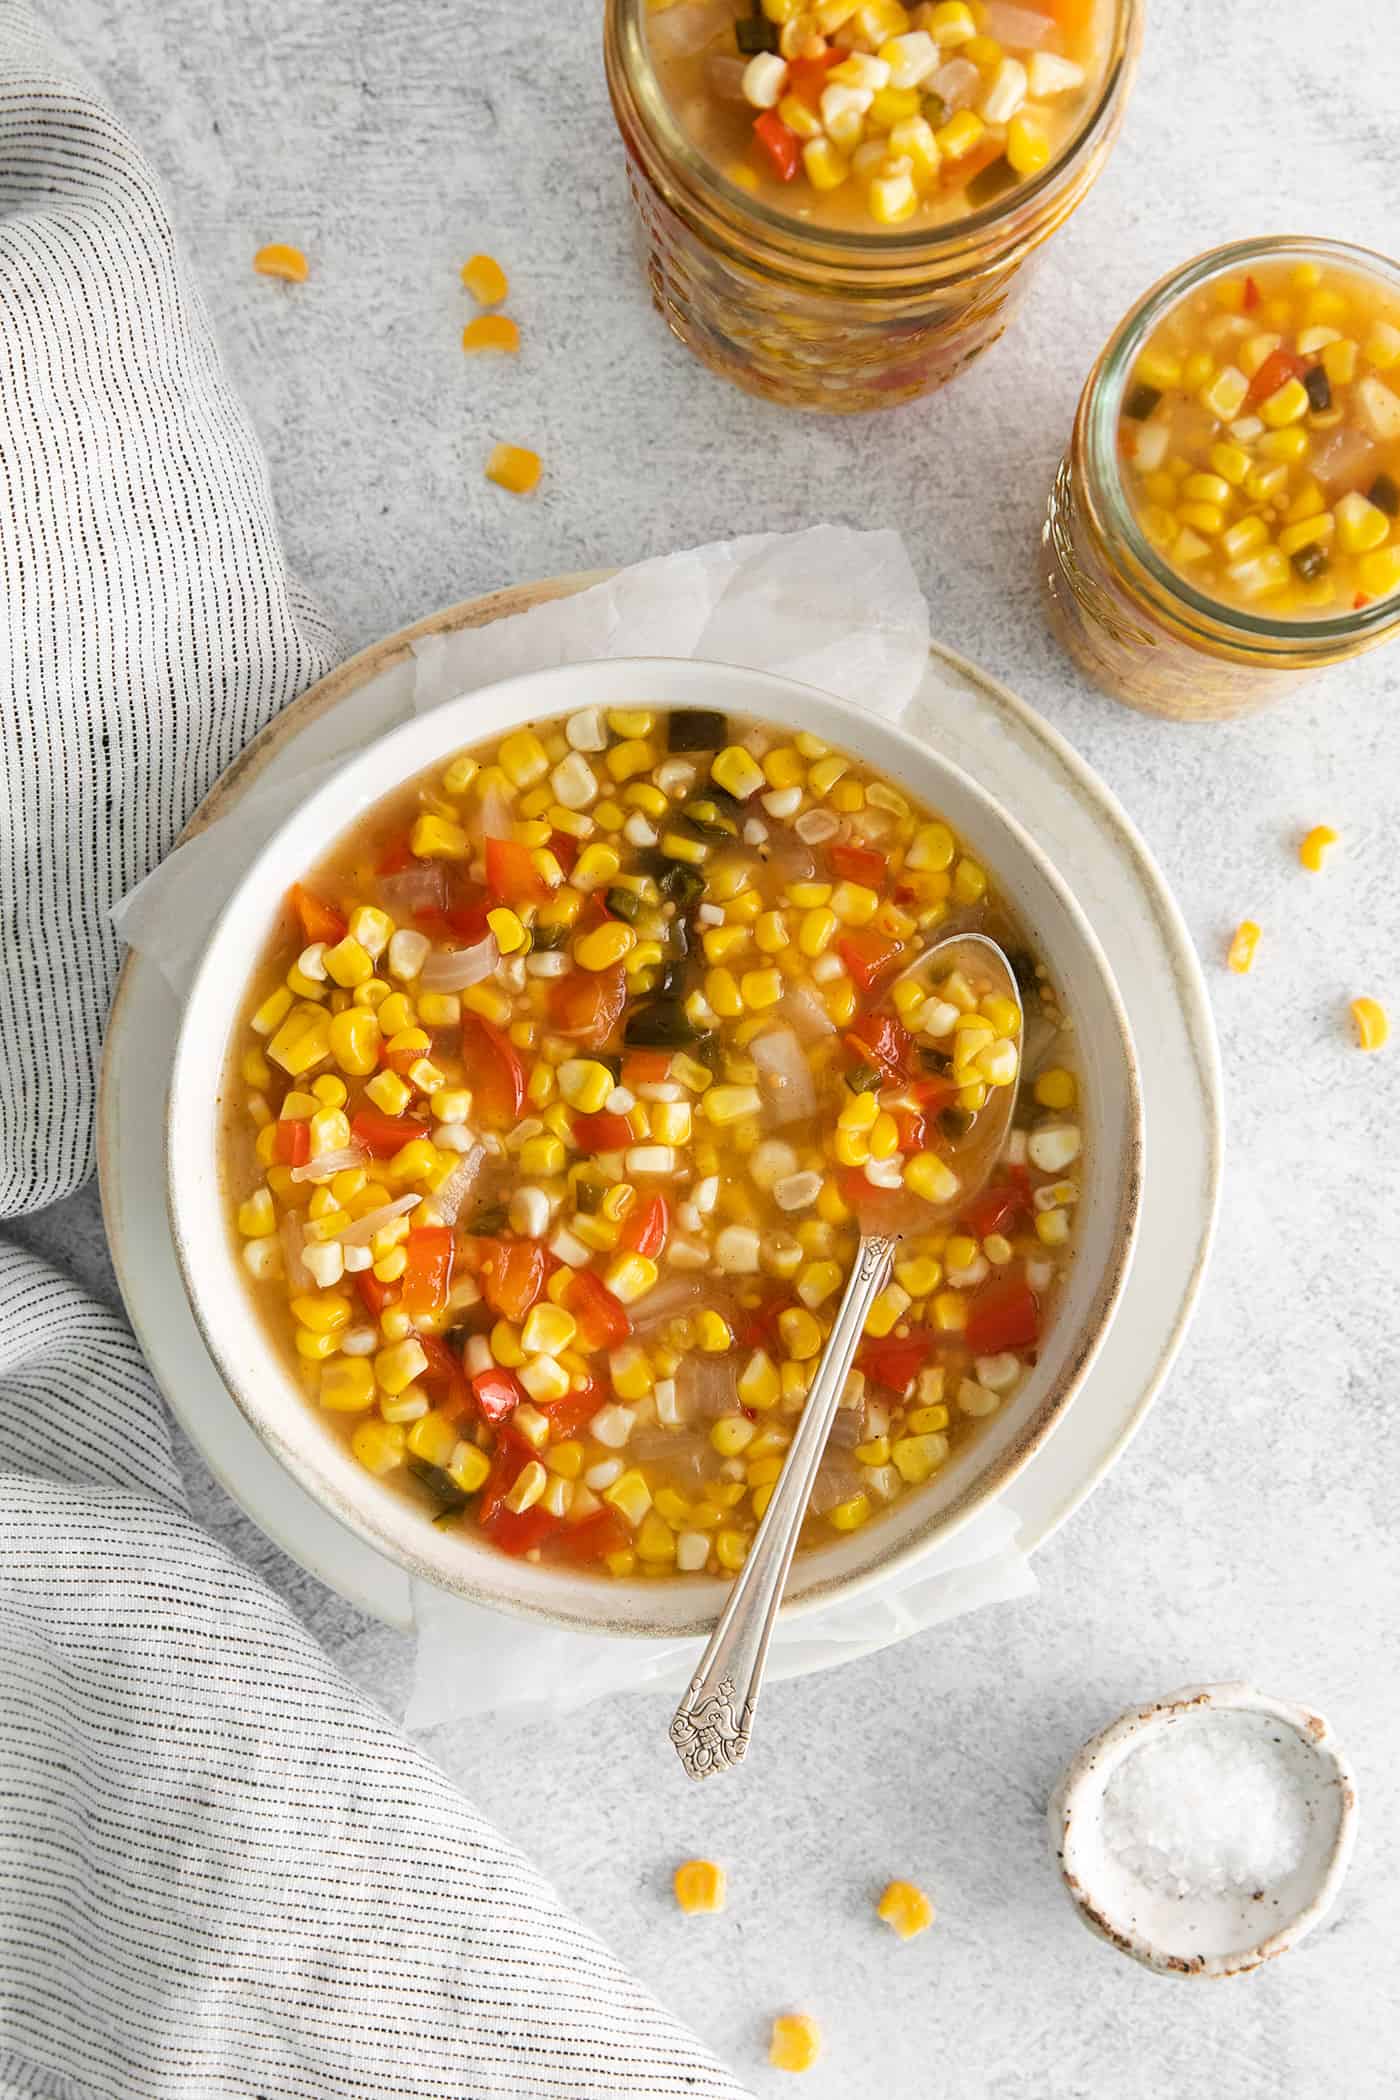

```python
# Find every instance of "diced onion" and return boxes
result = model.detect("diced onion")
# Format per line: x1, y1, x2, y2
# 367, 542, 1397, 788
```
648, 0, 734, 56
781, 983, 836, 1045
336, 1192, 421, 1246
431, 1145, 486, 1227
984, 2, 1057, 44
477, 781, 514, 839
629, 1275, 710, 1331
931, 56, 980, 109
289, 1143, 368, 1184
704, 52, 749, 100
678, 1354, 741, 1420
752, 1023, 818, 1123
378, 864, 447, 917
810, 1456, 862, 1512
418, 934, 499, 993
1312, 425, 1378, 492
280, 1213, 312, 1293
825, 1411, 863, 1451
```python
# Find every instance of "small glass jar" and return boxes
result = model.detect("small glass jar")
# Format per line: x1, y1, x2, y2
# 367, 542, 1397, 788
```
604, 0, 1141, 415
1042, 236, 1400, 720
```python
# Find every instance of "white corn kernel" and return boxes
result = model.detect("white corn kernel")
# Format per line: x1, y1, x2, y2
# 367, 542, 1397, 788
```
750, 1139, 798, 1190
242, 1237, 281, 1281
509, 1185, 551, 1239
974, 1352, 1022, 1392
774, 1170, 822, 1212
1027, 1123, 1081, 1173
716, 1225, 761, 1274
676, 1531, 710, 1572
585, 1458, 623, 1491
387, 928, 430, 982
340, 1326, 377, 1357
590, 1404, 636, 1449
1027, 51, 1084, 95
743, 52, 789, 108
625, 1145, 678, 1177
980, 56, 1026, 123
297, 942, 328, 982
550, 751, 598, 810
566, 708, 607, 752
303, 1240, 345, 1289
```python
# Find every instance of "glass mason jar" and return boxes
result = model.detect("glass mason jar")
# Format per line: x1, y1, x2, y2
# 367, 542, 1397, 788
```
1042, 237, 1400, 720
604, 0, 1142, 414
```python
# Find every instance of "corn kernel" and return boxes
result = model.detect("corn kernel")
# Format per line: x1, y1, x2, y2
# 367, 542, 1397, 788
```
603, 1468, 652, 1528
350, 1418, 406, 1474
674, 1860, 727, 1915
1351, 996, 1388, 1052
485, 443, 541, 496
375, 1337, 428, 1395
319, 1357, 376, 1412
1227, 920, 1261, 975
877, 1879, 935, 1939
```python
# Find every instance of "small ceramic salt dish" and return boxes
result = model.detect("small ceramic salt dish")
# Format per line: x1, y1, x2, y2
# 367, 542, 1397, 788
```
1049, 1682, 1358, 1978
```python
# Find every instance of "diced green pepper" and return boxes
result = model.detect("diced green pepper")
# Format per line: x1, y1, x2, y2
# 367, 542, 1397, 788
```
667, 708, 731, 751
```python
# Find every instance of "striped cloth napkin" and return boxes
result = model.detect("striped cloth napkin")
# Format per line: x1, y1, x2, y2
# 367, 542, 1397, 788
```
0, 5, 747, 2094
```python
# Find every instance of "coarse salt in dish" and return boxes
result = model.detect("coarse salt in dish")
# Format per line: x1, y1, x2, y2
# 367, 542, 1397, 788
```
1050, 1682, 1359, 1978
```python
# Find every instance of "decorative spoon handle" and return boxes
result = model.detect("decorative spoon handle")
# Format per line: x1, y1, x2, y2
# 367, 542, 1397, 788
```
668, 1233, 897, 1781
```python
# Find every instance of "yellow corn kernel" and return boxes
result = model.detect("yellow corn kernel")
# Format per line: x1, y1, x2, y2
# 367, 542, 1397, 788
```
904, 1151, 959, 1205
951, 857, 987, 907
1351, 996, 1388, 1051
934, 107, 984, 161
709, 1528, 745, 1573
864, 1284, 911, 1338
892, 1431, 948, 1484
738, 968, 783, 1012
931, 1289, 967, 1333
350, 1418, 406, 1475
892, 1254, 940, 1299
802, 136, 850, 190
253, 241, 308, 283
710, 1415, 757, 1459
702, 925, 749, 966
603, 1468, 652, 1528
705, 744, 764, 801
556, 1058, 613, 1114
461, 252, 508, 304
1200, 364, 1249, 420
754, 910, 790, 957
828, 1492, 871, 1533
447, 1441, 491, 1495
1257, 425, 1310, 465
673, 1860, 727, 1915
1358, 544, 1400, 598
485, 443, 541, 495
462, 313, 520, 355
237, 1188, 276, 1238
1227, 920, 1261, 975
631, 1510, 675, 1565
1335, 490, 1390, 556
737, 1349, 781, 1411
543, 1440, 584, 1482
1207, 441, 1251, 487
374, 1337, 428, 1395
267, 1007, 331, 1078
604, 739, 658, 785
294, 1327, 341, 1363
607, 1343, 651, 1403
877, 1879, 935, 1939
318, 1358, 376, 1413
1276, 513, 1335, 559
1257, 375, 1309, 428
1033, 1066, 1077, 1111
769, 2014, 821, 2076
573, 921, 636, 973
1321, 336, 1359, 386
516, 1134, 564, 1178
996, 108, 1048, 174
1219, 515, 1269, 564
906, 1403, 949, 1435
1177, 502, 1225, 536
602, 1253, 658, 1306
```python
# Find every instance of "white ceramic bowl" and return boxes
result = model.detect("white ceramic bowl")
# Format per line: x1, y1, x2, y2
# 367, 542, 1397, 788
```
1050, 1683, 1359, 1977
167, 657, 1142, 1636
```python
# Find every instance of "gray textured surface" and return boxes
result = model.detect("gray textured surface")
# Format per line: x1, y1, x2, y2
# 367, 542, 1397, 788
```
16, 1, 1400, 2092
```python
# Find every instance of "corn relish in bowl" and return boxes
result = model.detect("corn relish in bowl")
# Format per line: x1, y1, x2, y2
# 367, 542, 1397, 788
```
171, 659, 1140, 1634
653, 0, 1107, 230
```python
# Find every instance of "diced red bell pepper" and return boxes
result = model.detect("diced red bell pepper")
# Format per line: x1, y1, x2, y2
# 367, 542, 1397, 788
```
484, 835, 550, 906
402, 1226, 454, 1322
573, 1110, 635, 1154
829, 842, 889, 888
786, 46, 844, 108
552, 1508, 631, 1564
914, 1074, 958, 1112
547, 830, 579, 876
621, 1050, 671, 1089
959, 1179, 1029, 1242
566, 1267, 632, 1351
752, 109, 800, 181
735, 1291, 792, 1352
894, 1107, 928, 1154
860, 1331, 933, 1394
965, 1277, 1040, 1355
1245, 346, 1307, 409
355, 1270, 396, 1319
1243, 273, 1261, 311
620, 1194, 668, 1259
375, 833, 414, 877
350, 1108, 430, 1158
480, 1504, 561, 1558
471, 1365, 526, 1426
461, 1016, 526, 1125
274, 1118, 310, 1166
837, 929, 905, 994
288, 882, 347, 947
534, 1379, 603, 1440
476, 1425, 534, 1526
845, 1011, 915, 1081
444, 893, 492, 943
416, 1333, 470, 1421
549, 964, 627, 1048
481, 1238, 547, 1323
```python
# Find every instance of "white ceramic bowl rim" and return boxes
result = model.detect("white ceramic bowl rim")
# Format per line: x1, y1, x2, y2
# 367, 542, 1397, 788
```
1050, 1681, 1360, 1978
167, 656, 1143, 1637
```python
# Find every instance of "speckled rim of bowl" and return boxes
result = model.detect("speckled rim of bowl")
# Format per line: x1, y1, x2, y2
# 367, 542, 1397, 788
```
166, 654, 1143, 1639
1049, 1682, 1360, 1979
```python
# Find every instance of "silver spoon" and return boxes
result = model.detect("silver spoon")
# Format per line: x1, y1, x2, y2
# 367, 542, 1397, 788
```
668, 932, 1024, 1781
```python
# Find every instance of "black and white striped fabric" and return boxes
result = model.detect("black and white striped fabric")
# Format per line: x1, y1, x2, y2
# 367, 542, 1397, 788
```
0, 8, 747, 2095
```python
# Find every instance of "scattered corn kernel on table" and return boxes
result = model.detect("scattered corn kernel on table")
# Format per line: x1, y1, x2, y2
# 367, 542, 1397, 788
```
18, 0, 1400, 2091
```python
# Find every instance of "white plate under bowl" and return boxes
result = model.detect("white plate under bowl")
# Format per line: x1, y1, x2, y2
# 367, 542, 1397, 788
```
99, 584, 1222, 1667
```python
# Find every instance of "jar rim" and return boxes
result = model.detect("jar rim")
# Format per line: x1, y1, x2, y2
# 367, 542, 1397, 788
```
1082, 234, 1400, 651
609, 0, 1141, 271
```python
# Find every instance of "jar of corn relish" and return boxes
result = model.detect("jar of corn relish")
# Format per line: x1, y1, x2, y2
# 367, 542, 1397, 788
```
1042, 237, 1400, 720
604, 0, 1141, 412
